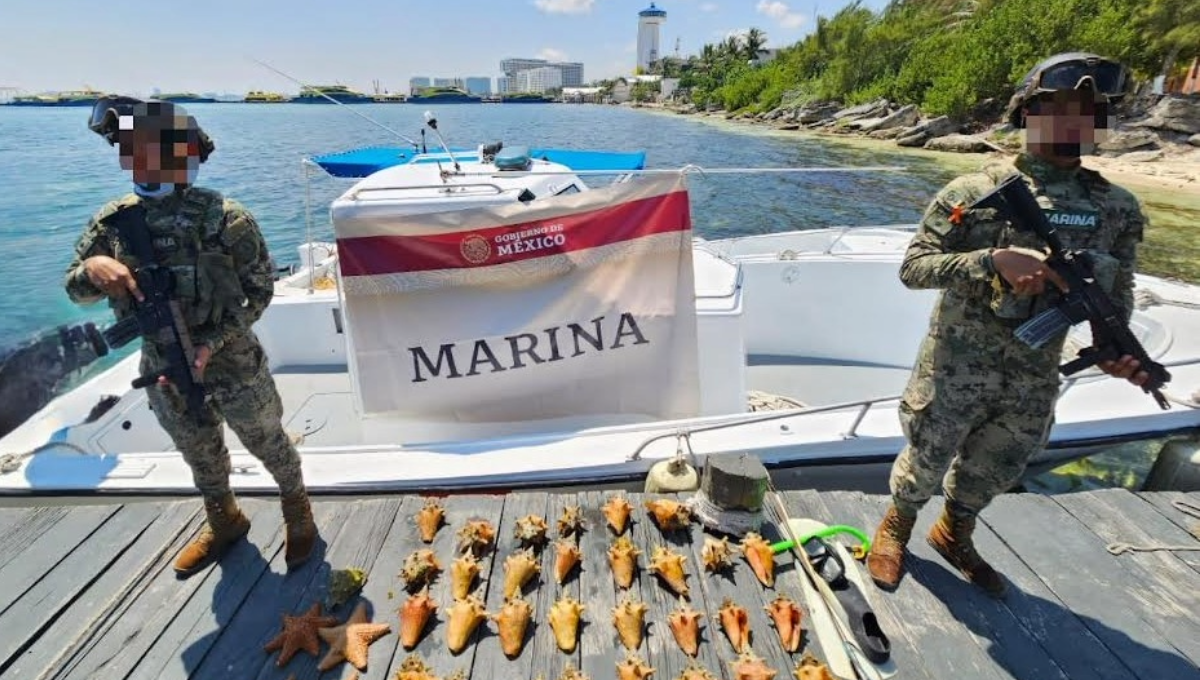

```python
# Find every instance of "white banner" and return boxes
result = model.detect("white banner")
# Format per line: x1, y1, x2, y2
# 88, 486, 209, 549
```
333, 173, 701, 423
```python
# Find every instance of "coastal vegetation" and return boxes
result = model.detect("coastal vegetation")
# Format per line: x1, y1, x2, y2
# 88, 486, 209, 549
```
663, 0, 1198, 118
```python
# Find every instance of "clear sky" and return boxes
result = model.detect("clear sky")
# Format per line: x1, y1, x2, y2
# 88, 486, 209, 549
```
0, 0, 889, 96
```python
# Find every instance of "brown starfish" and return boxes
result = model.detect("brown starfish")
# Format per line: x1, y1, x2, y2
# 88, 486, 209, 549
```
263, 602, 340, 667
317, 601, 393, 671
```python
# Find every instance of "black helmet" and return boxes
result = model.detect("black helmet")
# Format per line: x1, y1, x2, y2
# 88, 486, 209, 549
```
1004, 52, 1130, 128
87, 95, 215, 163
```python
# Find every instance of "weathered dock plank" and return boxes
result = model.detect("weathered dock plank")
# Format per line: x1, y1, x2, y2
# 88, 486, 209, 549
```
973, 493, 1142, 680
175, 500, 353, 680
51, 498, 300, 680
781, 489, 933, 680
0, 506, 71, 572
629, 491, 695, 680
0, 501, 198, 679
3, 487, 1200, 680
578, 489, 623, 680
0, 502, 162, 672
473, 491, 550, 680
1135, 490, 1200, 576
0, 504, 122, 619
386, 493, 507, 680
985, 492, 1200, 680
125, 497, 286, 680
245, 498, 402, 680
1050, 489, 1200, 665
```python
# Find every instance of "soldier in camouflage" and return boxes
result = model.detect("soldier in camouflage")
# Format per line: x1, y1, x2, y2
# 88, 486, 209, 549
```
64, 97, 318, 576
866, 53, 1152, 598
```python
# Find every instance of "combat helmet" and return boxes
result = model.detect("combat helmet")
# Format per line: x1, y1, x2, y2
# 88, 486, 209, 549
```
1004, 52, 1130, 128
87, 95, 215, 162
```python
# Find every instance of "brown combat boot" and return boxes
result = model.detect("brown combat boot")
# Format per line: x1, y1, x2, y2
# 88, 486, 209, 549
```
281, 488, 318, 569
866, 504, 917, 590
927, 505, 1007, 598
174, 492, 251, 577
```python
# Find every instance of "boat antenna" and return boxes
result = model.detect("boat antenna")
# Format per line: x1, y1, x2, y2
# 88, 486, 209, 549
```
247, 56, 421, 149
423, 110, 460, 173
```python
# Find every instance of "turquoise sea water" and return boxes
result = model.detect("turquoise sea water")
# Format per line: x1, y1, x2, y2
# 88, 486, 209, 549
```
0, 102, 961, 349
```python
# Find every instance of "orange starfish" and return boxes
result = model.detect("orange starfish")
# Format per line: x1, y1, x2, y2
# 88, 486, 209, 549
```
263, 602, 339, 667
317, 601, 393, 671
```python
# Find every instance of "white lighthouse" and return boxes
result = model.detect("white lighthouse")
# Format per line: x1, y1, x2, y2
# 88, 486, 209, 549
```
637, 3, 667, 73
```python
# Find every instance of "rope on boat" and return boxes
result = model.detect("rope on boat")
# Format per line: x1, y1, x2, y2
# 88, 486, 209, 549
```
686, 487, 765, 535
0, 441, 91, 474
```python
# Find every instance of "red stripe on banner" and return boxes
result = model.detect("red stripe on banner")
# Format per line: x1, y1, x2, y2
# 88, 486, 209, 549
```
337, 188, 691, 276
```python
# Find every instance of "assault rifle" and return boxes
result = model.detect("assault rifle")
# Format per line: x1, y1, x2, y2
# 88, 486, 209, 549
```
93, 205, 208, 420
969, 173, 1172, 410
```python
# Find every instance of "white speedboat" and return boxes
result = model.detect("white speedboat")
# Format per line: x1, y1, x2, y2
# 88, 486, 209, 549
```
2, 120, 1198, 497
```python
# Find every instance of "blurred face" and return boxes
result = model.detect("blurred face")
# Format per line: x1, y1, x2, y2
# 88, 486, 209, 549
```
1023, 89, 1113, 160
116, 115, 200, 185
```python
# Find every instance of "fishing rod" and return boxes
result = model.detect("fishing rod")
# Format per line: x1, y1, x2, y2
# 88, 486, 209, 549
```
450, 164, 909, 177
247, 56, 421, 148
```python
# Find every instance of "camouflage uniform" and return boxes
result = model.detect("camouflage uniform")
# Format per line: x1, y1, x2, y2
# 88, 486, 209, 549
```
890, 153, 1145, 514
64, 187, 305, 499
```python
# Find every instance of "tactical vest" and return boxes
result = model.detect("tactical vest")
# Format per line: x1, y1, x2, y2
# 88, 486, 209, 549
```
975, 160, 1125, 320
100, 188, 246, 332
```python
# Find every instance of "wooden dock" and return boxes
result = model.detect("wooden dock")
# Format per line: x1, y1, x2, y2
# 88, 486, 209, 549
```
0, 488, 1197, 680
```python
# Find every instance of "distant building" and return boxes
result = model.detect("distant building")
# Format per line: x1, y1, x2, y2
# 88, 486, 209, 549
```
409, 77, 431, 94
563, 87, 603, 103
516, 67, 563, 94
499, 58, 584, 92
637, 3, 667, 73
464, 77, 492, 96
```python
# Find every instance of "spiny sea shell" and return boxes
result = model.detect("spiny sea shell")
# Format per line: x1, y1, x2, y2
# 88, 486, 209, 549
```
416, 498, 445, 543
648, 545, 690, 599
602, 496, 633, 535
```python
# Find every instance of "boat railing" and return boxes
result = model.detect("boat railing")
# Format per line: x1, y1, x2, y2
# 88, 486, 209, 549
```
348, 182, 509, 200
626, 392, 903, 462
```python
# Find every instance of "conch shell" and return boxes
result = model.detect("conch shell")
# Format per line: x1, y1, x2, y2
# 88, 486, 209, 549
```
602, 496, 633, 535
445, 595, 488, 654
741, 532, 776, 588
792, 651, 837, 680
729, 651, 777, 680
503, 548, 541, 599
554, 539, 582, 584
612, 595, 649, 651
617, 652, 656, 680
765, 594, 804, 653
400, 586, 438, 650
401, 549, 442, 592
396, 654, 441, 680
677, 662, 719, 680
644, 499, 692, 532
548, 596, 585, 653
450, 553, 480, 600
648, 545, 689, 599
457, 519, 496, 557
667, 602, 704, 657
701, 536, 735, 572
718, 597, 751, 652
416, 498, 445, 543
514, 514, 549, 550
608, 535, 642, 589
491, 592, 533, 658
557, 504, 586, 538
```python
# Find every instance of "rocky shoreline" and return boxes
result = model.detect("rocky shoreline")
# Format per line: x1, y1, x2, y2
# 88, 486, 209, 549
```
657, 95, 1200, 194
